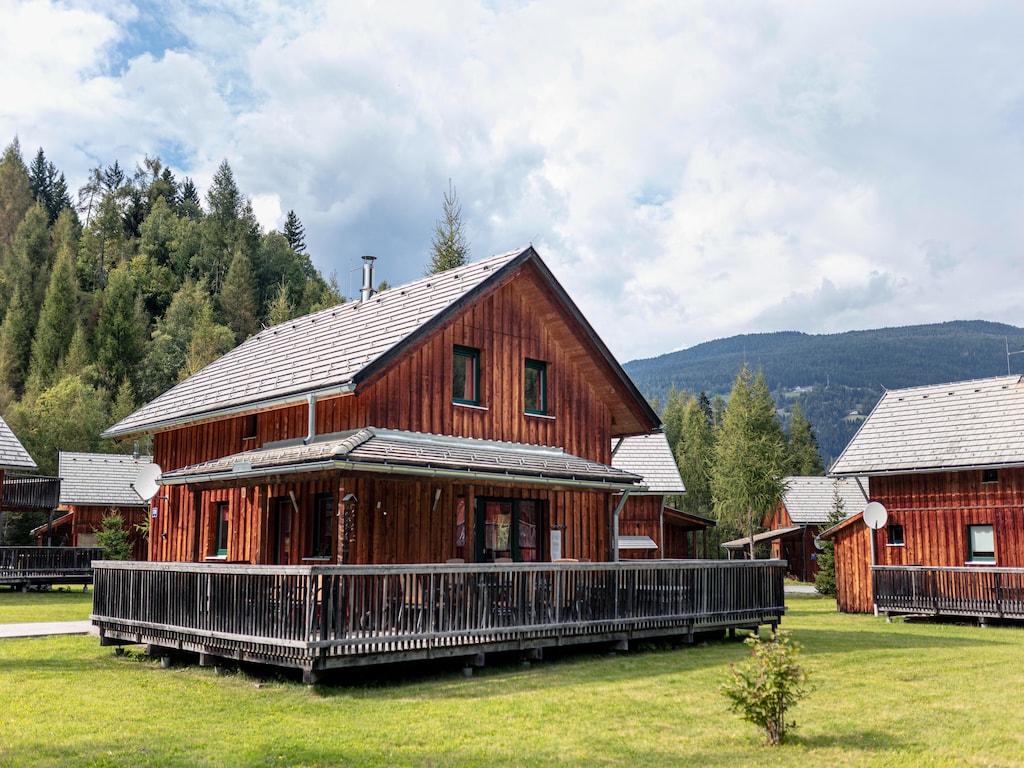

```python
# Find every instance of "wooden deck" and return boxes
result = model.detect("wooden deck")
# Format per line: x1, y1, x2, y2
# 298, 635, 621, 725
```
92, 559, 786, 683
0, 546, 105, 589
873, 565, 1024, 621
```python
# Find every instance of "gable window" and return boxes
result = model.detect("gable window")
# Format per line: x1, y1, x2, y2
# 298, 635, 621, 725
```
310, 494, 333, 560
982, 468, 999, 484
967, 524, 996, 564
214, 502, 230, 557
453, 346, 480, 405
524, 359, 548, 415
886, 524, 905, 546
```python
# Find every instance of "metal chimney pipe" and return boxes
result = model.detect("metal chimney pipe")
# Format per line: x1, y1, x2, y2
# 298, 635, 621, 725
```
360, 255, 377, 302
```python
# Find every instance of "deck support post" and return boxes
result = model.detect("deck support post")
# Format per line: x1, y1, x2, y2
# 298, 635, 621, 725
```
302, 668, 320, 686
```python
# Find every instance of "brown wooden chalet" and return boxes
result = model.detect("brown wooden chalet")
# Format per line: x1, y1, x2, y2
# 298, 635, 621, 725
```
31, 452, 153, 560
827, 375, 1024, 618
757, 476, 866, 582
92, 247, 785, 681
610, 432, 715, 559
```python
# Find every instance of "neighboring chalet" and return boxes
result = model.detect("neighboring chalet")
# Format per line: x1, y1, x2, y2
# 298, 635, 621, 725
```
32, 452, 153, 560
0, 415, 38, 505
827, 375, 1024, 616
91, 247, 786, 680
760, 476, 867, 582
611, 432, 715, 558
103, 247, 661, 566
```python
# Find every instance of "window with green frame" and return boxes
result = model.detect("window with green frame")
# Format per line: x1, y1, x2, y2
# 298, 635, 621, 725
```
214, 502, 229, 556
524, 359, 547, 414
453, 345, 480, 405
967, 524, 995, 563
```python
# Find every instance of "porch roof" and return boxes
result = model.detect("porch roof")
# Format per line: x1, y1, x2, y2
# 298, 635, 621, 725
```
161, 427, 644, 491
721, 526, 803, 550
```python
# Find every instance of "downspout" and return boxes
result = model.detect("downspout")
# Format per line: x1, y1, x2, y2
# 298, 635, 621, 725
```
610, 488, 633, 563
658, 497, 666, 560
303, 393, 317, 445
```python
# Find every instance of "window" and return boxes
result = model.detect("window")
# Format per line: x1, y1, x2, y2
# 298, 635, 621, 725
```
242, 414, 258, 440
982, 468, 999, 484
453, 346, 480, 405
886, 524, 905, 546
310, 494, 333, 559
968, 524, 995, 563
214, 502, 230, 556
524, 359, 548, 415
475, 498, 543, 562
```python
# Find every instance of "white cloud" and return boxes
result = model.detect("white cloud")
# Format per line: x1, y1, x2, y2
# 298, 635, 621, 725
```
5, 0, 1024, 362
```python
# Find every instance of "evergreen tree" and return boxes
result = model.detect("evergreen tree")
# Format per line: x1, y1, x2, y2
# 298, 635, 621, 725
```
676, 395, 715, 519
27, 147, 71, 224
219, 249, 259, 342
0, 286, 33, 398
814, 481, 848, 597
267, 281, 293, 325
28, 249, 78, 392
178, 177, 202, 221
282, 210, 306, 253
660, 386, 689, 453
426, 180, 470, 274
182, 303, 235, 378
110, 378, 136, 426
10, 202, 53, 312
711, 364, 788, 558
786, 400, 824, 476
96, 512, 132, 560
0, 139, 33, 249
94, 265, 147, 390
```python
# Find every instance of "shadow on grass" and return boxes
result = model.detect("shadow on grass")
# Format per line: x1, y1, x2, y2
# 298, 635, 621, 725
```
789, 728, 909, 752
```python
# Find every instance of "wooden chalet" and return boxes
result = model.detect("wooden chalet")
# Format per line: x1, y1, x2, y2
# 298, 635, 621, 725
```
610, 432, 715, 558
0, 414, 38, 508
31, 452, 153, 559
758, 477, 867, 582
92, 247, 786, 680
827, 375, 1024, 618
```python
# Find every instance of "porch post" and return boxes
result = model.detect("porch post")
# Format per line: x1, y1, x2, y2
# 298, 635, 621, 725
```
465, 485, 476, 562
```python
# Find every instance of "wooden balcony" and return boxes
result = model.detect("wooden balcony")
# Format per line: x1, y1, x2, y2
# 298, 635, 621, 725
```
92, 560, 786, 683
0, 546, 105, 589
873, 565, 1024, 622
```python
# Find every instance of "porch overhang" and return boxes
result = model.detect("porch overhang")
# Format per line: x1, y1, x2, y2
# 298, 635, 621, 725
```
160, 427, 644, 493
721, 526, 803, 551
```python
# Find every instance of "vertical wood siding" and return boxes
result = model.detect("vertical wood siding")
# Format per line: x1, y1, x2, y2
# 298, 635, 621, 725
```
833, 468, 1024, 613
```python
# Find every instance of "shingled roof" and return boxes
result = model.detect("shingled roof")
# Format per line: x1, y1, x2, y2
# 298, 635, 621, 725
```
779, 476, 867, 525
0, 415, 36, 471
104, 246, 657, 440
830, 375, 1024, 476
161, 427, 643, 491
611, 433, 685, 494
58, 452, 153, 507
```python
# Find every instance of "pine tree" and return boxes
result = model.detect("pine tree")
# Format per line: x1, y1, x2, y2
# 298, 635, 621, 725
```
711, 364, 788, 558
218, 249, 259, 342
28, 249, 78, 392
426, 180, 470, 274
94, 265, 147, 390
96, 512, 132, 560
676, 395, 715, 519
0, 139, 33, 249
183, 304, 235, 378
267, 281, 293, 325
0, 286, 34, 397
282, 210, 306, 253
814, 480, 848, 597
786, 400, 824, 476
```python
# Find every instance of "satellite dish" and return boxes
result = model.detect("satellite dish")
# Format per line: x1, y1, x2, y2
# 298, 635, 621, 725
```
862, 501, 888, 530
813, 536, 825, 551
132, 462, 163, 502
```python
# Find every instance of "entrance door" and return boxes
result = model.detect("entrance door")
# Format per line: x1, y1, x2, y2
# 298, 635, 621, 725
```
475, 498, 542, 562
270, 497, 293, 565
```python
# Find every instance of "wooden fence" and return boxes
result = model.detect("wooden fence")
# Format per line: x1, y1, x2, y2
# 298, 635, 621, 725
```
873, 565, 1024, 621
92, 559, 786, 683
0, 546, 105, 588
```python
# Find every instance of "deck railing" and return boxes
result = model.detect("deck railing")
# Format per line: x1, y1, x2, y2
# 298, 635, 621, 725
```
873, 565, 1024, 620
0, 546, 105, 587
92, 560, 786, 681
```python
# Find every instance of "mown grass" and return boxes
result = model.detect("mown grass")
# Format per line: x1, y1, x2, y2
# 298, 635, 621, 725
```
0, 586, 92, 623
1, 595, 1023, 766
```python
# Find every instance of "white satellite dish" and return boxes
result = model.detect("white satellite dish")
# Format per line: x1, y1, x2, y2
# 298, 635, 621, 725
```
862, 501, 888, 530
132, 463, 163, 502
813, 536, 825, 551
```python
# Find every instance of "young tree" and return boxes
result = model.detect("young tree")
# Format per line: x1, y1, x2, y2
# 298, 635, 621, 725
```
676, 395, 715, 519
267, 281, 293, 326
0, 139, 33, 249
96, 512, 132, 560
0, 287, 34, 398
94, 265, 148, 390
814, 480, 848, 597
711, 364, 788, 558
426, 180, 470, 274
182, 303, 235, 378
785, 400, 824, 476
28, 249, 78, 392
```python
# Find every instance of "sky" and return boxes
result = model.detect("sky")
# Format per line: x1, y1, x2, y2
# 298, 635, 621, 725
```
3, 1, 1024, 363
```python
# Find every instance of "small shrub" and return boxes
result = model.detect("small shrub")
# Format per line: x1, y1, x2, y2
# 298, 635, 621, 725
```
721, 630, 811, 745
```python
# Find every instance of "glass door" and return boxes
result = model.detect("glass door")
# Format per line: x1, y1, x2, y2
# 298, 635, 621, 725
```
474, 498, 543, 562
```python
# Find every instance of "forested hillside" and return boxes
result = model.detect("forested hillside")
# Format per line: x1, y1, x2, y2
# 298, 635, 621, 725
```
0, 138, 342, 477
625, 321, 1024, 466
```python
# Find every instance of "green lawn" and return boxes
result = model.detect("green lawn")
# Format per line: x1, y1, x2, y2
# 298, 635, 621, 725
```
1, 595, 1023, 767
0, 586, 92, 623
